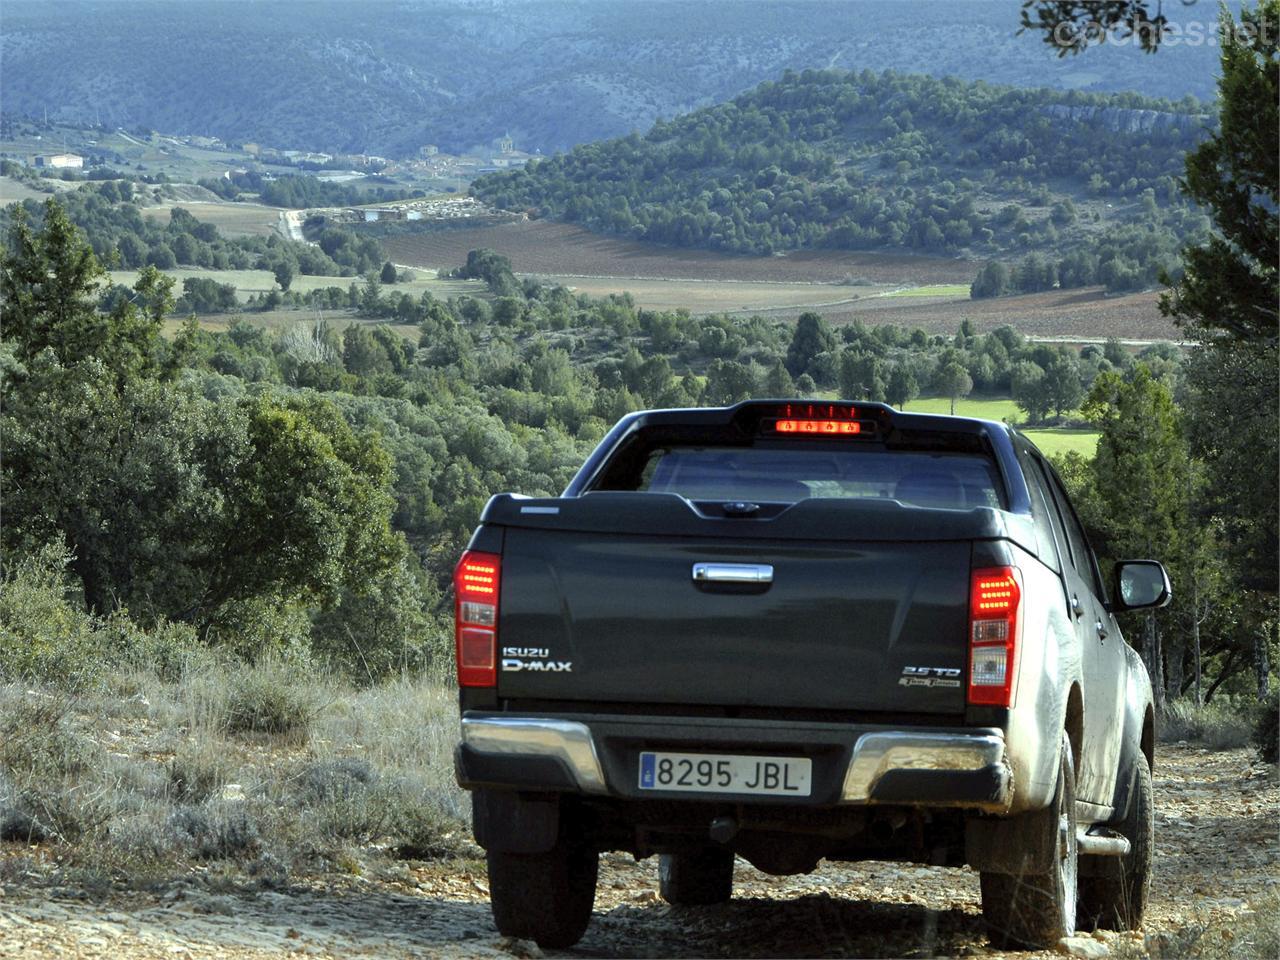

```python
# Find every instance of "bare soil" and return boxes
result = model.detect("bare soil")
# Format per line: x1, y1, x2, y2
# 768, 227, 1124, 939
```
380, 221, 1178, 340
381, 221, 981, 285
826, 287, 1181, 341
1, 743, 1273, 959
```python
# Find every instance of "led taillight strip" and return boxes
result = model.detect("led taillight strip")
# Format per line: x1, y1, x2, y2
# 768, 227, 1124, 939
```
775, 419, 862, 435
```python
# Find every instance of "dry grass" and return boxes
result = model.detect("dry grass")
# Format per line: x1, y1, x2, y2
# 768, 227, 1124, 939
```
0, 660, 470, 886
1158, 697, 1260, 751
0, 175, 65, 205
1117, 893, 1280, 959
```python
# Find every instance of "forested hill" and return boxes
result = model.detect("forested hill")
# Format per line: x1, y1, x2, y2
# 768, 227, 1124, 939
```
472, 69, 1212, 273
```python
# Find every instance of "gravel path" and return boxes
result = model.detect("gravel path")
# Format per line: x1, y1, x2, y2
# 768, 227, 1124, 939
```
1, 743, 1274, 959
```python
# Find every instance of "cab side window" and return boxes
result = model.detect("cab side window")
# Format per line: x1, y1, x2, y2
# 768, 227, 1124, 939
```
1041, 461, 1107, 602
1015, 447, 1061, 573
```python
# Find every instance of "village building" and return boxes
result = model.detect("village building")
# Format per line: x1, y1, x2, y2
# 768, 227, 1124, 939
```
33, 153, 83, 169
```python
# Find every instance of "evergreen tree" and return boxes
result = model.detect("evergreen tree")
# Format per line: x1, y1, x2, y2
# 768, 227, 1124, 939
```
273, 259, 295, 292
933, 360, 973, 415
1011, 360, 1051, 423
1160, 2, 1277, 344
1159, 3, 1279, 620
1043, 352, 1084, 419
785, 312, 836, 378
1081, 366, 1192, 699
764, 360, 795, 397
885, 364, 919, 410
970, 261, 1010, 299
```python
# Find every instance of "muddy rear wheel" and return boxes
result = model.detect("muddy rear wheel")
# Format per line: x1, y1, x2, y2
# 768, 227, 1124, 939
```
980, 732, 1078, 949
1078, 754, 1153, 930
487, 836, 598, 948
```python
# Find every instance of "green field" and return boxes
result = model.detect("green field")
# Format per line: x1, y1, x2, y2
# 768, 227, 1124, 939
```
540, 274, 893, 316
0, 175, 83, 205
108, 268, 484, 302
142, 201, 283, 238
882, 284, 971, 298
901, 395, 1098, 458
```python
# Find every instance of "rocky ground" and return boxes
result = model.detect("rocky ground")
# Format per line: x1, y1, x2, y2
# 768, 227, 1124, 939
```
0, 743, 1274, 959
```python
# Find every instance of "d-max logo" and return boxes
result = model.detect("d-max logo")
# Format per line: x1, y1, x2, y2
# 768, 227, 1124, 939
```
501, 659, 573, 673
899, 666, 962, 688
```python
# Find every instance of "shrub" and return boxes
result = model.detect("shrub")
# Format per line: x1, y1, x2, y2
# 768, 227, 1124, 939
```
0, 689, 109, 843
0, 692, 97, 779
1158, 697, 1258, 750
386, 793, 467, 860
0, 545, 206, 688
220, 658, 324, 738
168, 803, 262, 860
1253, 691, 1278, 763
205, 596, 314, 661
0, 545, 101, 687
167, 742, 235, 804
104, 613, 205, 683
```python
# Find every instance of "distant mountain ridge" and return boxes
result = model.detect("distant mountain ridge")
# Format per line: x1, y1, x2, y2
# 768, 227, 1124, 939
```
1, 0, 1224, 157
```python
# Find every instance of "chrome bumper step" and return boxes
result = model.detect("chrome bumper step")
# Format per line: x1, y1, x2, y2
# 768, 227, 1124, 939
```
1077, 826, 1131, 857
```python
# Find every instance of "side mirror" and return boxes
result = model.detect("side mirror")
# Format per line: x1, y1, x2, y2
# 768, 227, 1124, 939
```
1113, 560, 1171, 611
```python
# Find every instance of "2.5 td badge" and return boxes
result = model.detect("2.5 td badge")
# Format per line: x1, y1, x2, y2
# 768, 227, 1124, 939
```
899, 666, 961, 688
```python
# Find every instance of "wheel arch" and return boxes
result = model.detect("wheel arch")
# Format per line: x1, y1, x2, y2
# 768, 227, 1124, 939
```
1109, 663, 1156, 822
1141, 705, 1155, 771
1064, 682, 1085, 779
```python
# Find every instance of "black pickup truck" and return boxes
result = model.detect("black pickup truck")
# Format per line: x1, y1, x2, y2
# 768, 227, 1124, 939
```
453, 400, 1170, 949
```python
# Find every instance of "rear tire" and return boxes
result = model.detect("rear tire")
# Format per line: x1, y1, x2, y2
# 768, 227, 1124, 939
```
659, 847, 734, 905
1078, 756, 1153, 930
487, 836, 598, 948
980, 733, 1078, 949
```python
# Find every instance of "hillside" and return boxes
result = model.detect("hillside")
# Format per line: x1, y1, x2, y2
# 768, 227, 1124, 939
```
1, 1, 1226, 157
471, 69, 1212, 289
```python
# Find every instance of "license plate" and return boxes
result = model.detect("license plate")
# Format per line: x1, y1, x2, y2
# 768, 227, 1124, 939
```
638, 751, 812, 797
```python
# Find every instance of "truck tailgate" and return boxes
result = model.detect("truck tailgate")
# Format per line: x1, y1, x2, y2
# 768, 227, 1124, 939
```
492, 495, 989, 714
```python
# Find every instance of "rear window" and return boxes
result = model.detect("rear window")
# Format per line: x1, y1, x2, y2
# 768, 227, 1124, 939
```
638, 446, 1004, 509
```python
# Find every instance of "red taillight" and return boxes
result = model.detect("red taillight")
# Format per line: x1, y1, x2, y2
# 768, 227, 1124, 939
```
775, 419, 862, 435
454, 551, 501, 687
968, 566, 1021, 707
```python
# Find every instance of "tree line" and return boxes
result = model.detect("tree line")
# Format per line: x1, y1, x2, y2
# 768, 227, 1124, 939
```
198, 170, 424, 209
0, 185, 387, 283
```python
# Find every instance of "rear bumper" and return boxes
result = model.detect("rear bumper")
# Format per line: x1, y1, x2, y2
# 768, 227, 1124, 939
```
456, 713, 1010, 811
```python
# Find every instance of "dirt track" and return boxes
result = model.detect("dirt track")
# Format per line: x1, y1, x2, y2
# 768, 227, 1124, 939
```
1, 743, 1274, 959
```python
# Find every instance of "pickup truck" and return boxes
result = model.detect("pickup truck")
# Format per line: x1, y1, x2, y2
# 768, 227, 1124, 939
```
452, 400, 1170, 950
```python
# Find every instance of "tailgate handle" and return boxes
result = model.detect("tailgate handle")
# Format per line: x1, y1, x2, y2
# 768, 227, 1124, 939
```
692, 562, 774, 584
